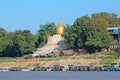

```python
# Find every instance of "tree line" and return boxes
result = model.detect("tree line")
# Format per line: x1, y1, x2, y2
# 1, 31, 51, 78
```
64, 12, 120, 52
0, 12, 120, 57
0, 29, 37, 57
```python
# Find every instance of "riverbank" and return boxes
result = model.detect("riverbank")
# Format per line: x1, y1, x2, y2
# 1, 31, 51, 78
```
0, 58, 101, 67
0, 52, 120, 67
0, 59, 120, 71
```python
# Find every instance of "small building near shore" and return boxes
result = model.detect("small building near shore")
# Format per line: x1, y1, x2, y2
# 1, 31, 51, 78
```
107, 27, 120, 51
107, 27, 120, 40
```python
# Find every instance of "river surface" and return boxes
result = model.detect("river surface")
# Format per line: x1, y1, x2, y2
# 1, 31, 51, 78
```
0, 71, 120, 80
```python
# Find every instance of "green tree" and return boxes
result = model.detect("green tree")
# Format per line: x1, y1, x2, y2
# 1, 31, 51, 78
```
92, 12, 120, 27
0, 28, 9, 56
64, 25, 77, 48
65, 14, 112, 53
4, 30, 36, 57
85, 19, 112, 52
3, 32, 20, 57
22, 30, 36, 54
73, 16, 90, 49
65, 16, 90, 49
0, 28, 8, 37
37, 22, 56, 47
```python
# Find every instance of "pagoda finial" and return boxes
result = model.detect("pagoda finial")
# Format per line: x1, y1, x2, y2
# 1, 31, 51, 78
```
59, 16, 62, 24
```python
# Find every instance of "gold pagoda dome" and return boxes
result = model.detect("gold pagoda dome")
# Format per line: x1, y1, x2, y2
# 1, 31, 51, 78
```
56, 17, 64, 35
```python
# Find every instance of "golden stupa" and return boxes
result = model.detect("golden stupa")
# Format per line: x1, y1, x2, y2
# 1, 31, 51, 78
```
56, 18, 64, 35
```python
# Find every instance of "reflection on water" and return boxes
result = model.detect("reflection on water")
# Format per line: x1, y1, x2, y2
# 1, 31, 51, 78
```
0, 71, 120, 80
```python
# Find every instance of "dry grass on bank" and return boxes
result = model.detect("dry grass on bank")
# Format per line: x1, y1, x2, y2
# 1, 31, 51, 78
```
0, 52, 120, 67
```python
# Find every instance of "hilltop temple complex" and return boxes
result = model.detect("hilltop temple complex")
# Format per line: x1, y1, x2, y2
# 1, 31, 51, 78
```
34, 18, 67, 54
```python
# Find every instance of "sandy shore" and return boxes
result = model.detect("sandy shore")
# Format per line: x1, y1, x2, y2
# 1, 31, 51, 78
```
0, 56, 120, 67
0, 58, 102, 67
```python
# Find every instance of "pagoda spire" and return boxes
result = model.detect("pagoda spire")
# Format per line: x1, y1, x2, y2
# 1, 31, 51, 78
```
56, 17, 64, 35
59, 16, 62, 24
